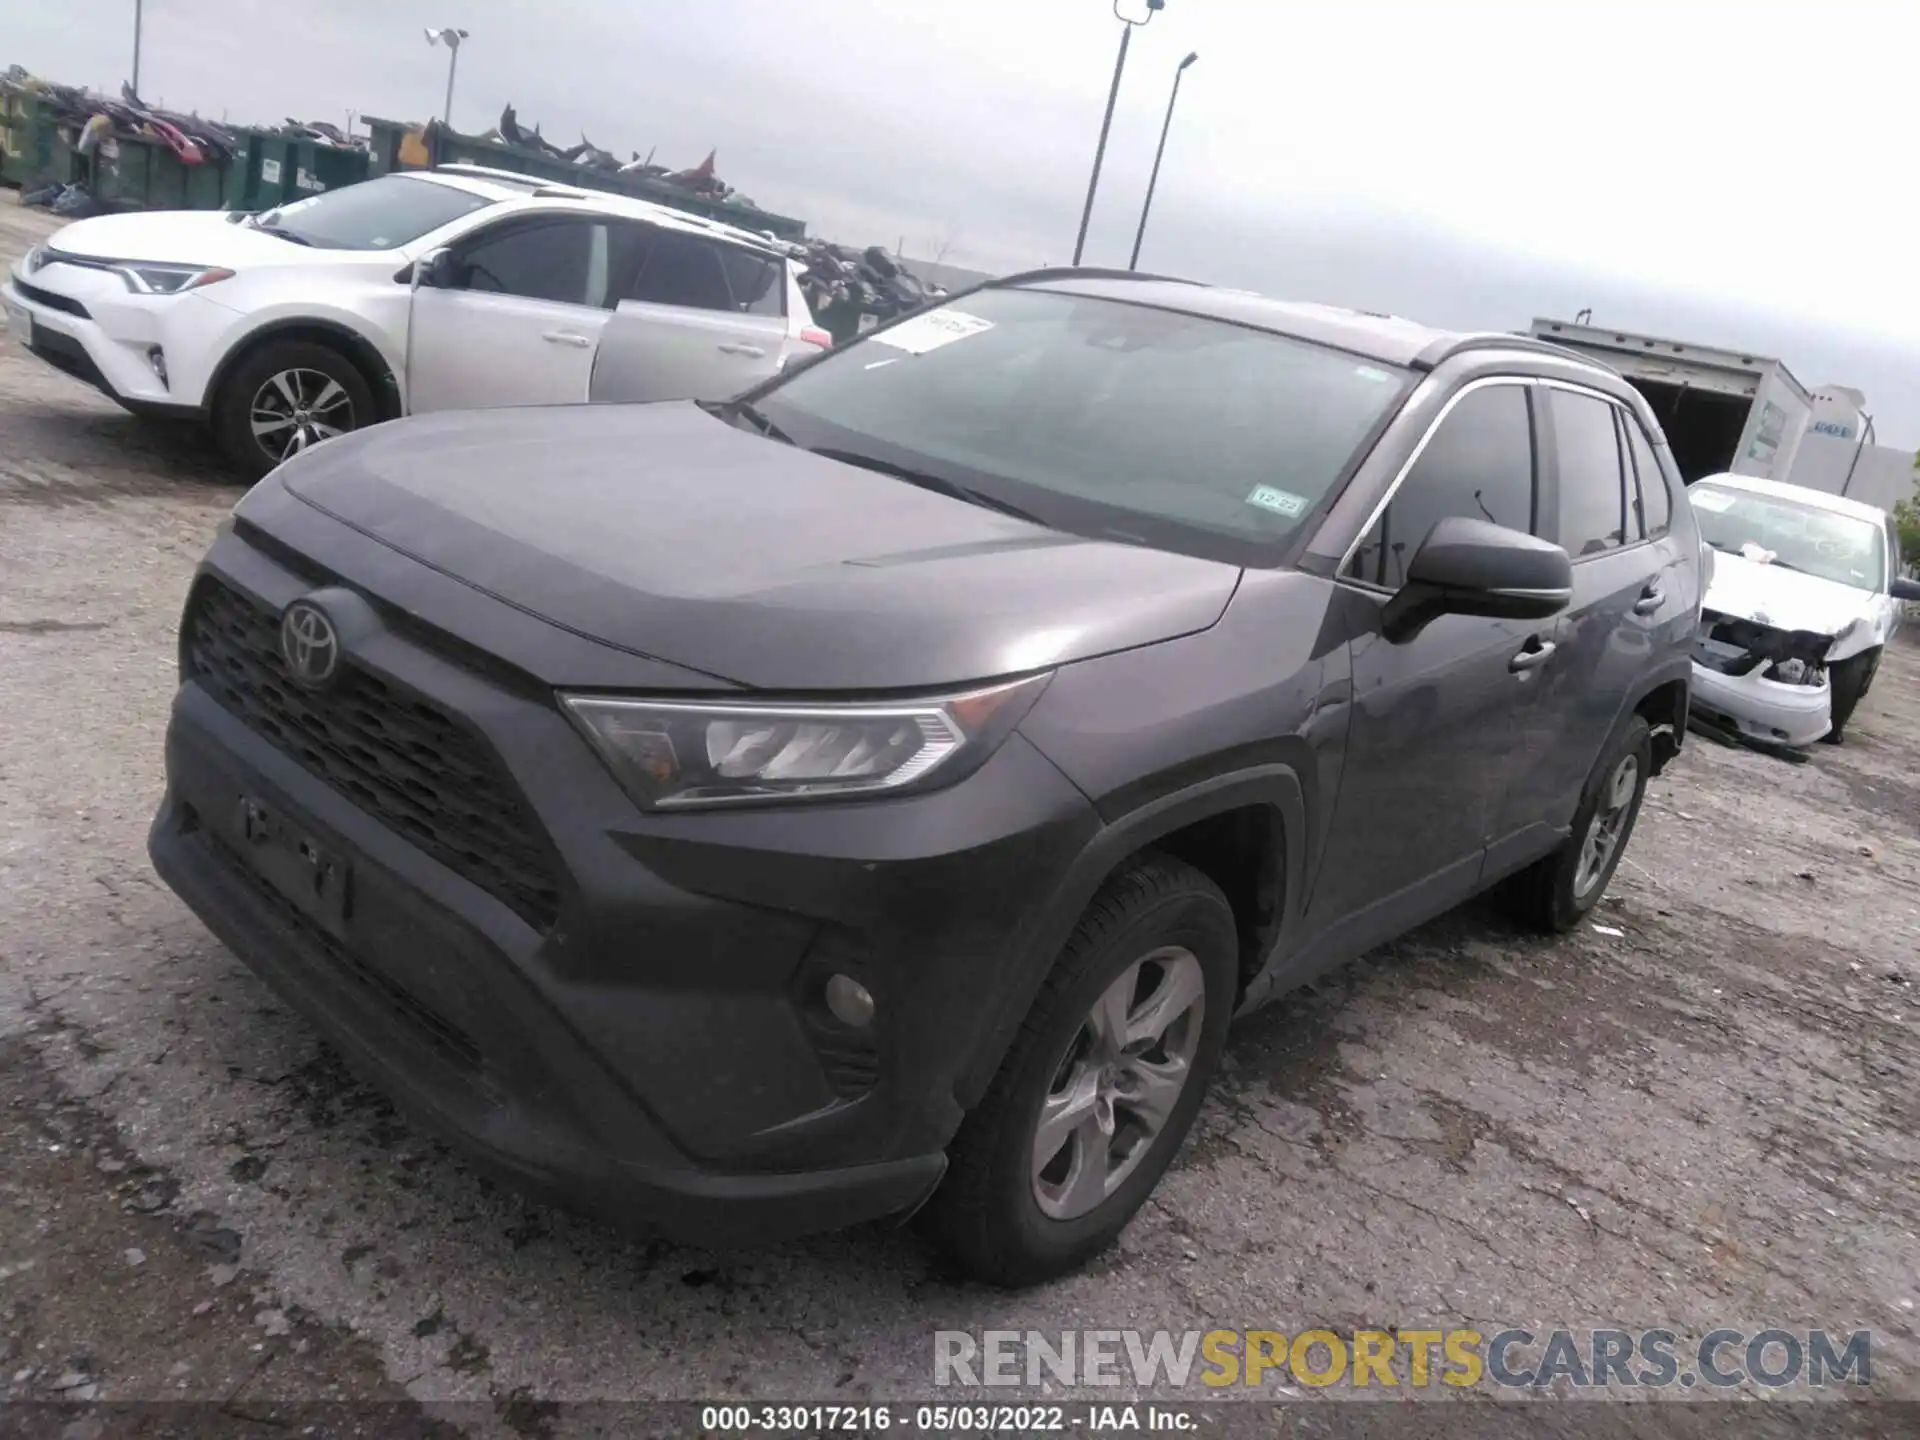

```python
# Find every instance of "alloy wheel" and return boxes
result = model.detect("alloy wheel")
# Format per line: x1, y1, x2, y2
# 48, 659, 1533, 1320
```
1030, 945, 1206, 1221
249, 368, 355, 465
1574, 753, 1639, 898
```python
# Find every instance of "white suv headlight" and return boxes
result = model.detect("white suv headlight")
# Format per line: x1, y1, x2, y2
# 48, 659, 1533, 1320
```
111, 262, 235, 295
562, 674, 1052, 810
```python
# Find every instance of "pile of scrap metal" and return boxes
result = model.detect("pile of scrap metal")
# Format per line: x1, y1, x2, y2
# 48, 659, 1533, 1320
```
482, 104, 762, 206
791, 242, 950, 344
3, 67, 237, 167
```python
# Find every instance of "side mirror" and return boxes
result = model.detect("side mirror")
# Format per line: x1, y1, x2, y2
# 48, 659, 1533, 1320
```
779, 345, 830, 377
1892, 576, 1920, 602
1380, 516, 1573, 642
412, 247, 457, 291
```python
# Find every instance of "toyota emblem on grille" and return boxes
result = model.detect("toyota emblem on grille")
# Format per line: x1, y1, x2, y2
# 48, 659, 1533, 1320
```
279, 601, 340, 686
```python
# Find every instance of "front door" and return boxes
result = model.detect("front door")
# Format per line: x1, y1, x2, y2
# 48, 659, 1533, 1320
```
1306, 379, 1552, 950
407, 216, 611, 414
587, 222, 791, 404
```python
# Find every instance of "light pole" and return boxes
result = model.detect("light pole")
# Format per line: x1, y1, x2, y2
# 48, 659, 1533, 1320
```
1071, 0, 1165, 267
1128, 50, 1196, 270
424, 27, 470, 126
131, 0, 143, 94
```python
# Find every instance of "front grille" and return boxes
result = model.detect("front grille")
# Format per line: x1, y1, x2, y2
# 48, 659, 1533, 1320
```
184, 578, 562, 931
14, 279, 90, 319
207, 832, 483, 1071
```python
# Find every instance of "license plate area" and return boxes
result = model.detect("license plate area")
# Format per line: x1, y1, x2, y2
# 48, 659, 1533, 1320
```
5, 300, 29, 348
232, 795, 352, 938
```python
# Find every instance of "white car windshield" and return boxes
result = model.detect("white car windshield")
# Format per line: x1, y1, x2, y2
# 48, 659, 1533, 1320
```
753, 287, 1414, 566
1690, 482, 1886, 592
252, 175, 491, 251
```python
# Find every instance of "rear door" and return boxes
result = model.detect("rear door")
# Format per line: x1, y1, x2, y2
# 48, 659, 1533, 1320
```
406, 215, 611, 413
1497, 383, 1664, 843
588, 223, 790, 404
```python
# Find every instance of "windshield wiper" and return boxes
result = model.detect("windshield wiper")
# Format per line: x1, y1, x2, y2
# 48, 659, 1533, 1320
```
253, 224, 313, 247
698, 398, 793, 444
806, 447, 1045, 525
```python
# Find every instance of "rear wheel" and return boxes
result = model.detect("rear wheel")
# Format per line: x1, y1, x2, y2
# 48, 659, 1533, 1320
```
1503, 714, 1652, 934
919, 855, 1236, 1288
1821, 649, 1878, 744
213, 340, 374, 482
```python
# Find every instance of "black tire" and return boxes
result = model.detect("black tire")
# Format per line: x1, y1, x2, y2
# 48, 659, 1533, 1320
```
1821, 649, 1878, 745
1503, 713, 1653, 934
918, 854, 1237, 1288
212, 339, 375, 483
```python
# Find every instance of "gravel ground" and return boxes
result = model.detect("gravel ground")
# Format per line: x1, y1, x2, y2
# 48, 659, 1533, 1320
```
2, 194, 1917, 1434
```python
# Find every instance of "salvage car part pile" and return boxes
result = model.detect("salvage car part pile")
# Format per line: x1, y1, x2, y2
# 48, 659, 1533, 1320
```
790, 242, 949, 344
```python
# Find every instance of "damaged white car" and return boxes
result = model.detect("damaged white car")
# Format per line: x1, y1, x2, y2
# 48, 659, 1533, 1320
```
1687, 473, 1920, 746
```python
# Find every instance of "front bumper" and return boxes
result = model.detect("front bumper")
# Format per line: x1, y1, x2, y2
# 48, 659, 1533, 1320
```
147, 537, 1100, 1244
4, 272, 215, 412
1689, 661, 1830, 747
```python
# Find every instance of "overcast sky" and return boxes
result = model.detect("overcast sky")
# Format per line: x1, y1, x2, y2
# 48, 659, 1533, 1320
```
9, 0, 1918, 445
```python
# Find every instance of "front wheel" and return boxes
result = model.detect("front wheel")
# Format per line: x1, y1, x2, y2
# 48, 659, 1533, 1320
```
918, 855, 1237, 1288
1503, 714, 1652, 934
213, 340, 374, 482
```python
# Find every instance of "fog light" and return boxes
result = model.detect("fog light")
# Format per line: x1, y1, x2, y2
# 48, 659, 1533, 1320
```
147, 346, 168, 386
825, 973, 875, 1028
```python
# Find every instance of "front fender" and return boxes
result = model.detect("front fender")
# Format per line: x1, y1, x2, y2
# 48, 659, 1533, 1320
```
953, 763, 1308, 1109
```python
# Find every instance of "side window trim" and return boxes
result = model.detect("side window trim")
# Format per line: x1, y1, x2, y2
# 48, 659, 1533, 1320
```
1333, 375, 1537, 584
1535, 378, 1654, 564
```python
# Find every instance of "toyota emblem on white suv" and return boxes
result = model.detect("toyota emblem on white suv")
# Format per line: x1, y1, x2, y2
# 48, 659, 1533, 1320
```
279, 601, 340, 686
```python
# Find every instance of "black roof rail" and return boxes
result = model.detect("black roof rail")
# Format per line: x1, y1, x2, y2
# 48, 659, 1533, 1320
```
1409, 331, 1605, 373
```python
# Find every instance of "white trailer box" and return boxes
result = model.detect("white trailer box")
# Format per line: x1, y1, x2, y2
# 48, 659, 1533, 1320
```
1528, 318, 1812, 485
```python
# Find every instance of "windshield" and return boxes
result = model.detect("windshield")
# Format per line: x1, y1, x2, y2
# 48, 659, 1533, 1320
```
752, 287, 1413, 564
1689, 482, 1886, 592
253, 175, 492, 251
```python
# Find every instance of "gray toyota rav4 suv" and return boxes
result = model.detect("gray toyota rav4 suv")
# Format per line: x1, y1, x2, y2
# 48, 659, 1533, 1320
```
150, 270, 1701, 1286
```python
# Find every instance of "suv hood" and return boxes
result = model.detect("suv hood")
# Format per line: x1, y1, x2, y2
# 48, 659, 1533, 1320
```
41, 209, 337, 269
1702, 547, 1876, 643
274, 402, 1242, 691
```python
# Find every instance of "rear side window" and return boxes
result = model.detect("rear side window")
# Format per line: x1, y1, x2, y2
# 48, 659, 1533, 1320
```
1621, 413, 1672, 539
457, 219, 604, 307
718, 246, 784, 317
621, 227, 735, 312
1344, 383, 1536, 589
1549, 389, 1629, 558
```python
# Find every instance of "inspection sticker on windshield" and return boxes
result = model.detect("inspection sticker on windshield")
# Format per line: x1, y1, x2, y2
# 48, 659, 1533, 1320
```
870, 307, 995, 355
1246, 485, 1308, 518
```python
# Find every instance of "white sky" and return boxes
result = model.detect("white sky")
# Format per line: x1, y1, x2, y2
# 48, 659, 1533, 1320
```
7, 0, 1918, 441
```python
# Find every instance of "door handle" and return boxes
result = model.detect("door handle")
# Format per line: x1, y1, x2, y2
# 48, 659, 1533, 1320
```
717, 343, 766, 357
1509, 638, 1557, 673
1633, 585, 1665, 616
541, 331, 591, 348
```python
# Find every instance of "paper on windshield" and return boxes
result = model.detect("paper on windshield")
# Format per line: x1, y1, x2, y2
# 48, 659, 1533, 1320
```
1689, 489, 1737, 512
870, 307, 995, 355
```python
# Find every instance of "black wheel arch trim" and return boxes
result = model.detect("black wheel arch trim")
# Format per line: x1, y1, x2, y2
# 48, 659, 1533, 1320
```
1619, 653, 1693, 775
206, 319, 401, 424
953, 762, 1308, 1112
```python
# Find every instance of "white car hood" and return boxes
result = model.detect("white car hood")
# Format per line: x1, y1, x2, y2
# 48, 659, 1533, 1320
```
1702, 548, 1874, 640
41, 210, 335, 269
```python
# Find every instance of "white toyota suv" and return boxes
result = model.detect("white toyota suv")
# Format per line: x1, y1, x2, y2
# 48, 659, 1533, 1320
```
3, 164, 829, 477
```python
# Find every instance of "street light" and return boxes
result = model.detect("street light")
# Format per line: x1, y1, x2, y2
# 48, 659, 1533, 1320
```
131, 0, 144, 94
1128, 50, 1197, 270
1071, 0, 1165, 267
424, 27, 470, 126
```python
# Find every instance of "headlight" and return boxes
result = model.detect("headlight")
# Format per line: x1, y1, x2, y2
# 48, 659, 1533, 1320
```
111, 262, 235, 295
562, 674, 1052, 810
